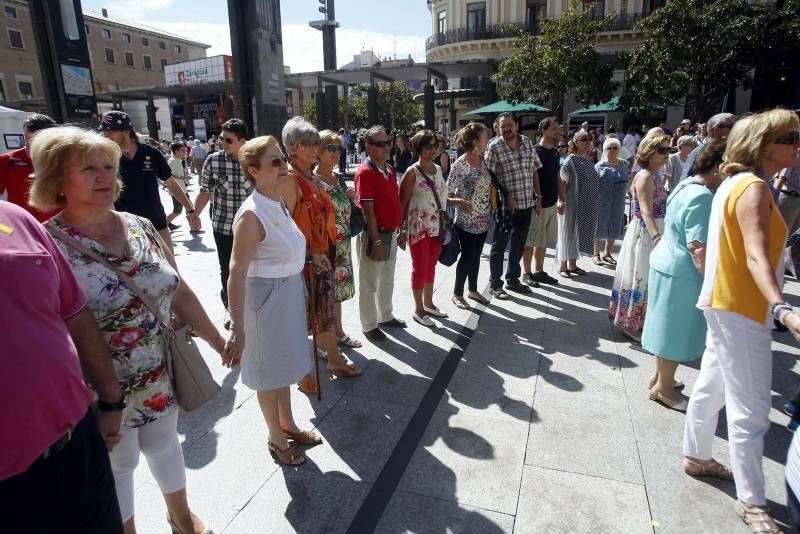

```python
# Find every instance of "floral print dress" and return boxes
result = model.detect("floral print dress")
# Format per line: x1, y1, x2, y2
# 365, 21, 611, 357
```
320, 179, 355, 302
407, 163, 448, 245
447, 155, 491, 235
608, 171, 667, 337
47, 214, 179, 428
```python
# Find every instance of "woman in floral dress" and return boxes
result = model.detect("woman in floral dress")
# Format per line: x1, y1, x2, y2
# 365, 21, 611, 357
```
316, 129, 361, 348
609, 133, 671, 342
32, 126, 228, 534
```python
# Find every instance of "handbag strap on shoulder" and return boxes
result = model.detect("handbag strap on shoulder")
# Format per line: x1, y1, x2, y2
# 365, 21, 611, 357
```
416, 165, 445, 213
48, 225, 170, 327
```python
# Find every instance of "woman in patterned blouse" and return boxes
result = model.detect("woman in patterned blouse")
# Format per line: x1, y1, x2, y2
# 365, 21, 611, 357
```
30, 126, 229, 534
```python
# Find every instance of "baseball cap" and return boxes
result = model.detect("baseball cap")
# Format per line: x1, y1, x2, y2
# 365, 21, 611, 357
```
681, 118, 691, 125
98, 110, 133, 132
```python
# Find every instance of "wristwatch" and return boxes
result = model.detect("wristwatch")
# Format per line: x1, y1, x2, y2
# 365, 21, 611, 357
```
187, 209, 196, 214
97, 396, 127, 412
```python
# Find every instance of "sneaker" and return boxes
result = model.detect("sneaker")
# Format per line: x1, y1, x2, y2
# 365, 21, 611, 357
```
785, 402, 798, 417
168, 223, 181, 231
522, 273, 541, 287
505, 280, 532, 294
363, 328, 387, 343
531, 271, 559, 285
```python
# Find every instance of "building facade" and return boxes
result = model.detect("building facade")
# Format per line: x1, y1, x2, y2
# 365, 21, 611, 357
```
0, 1, 208, 108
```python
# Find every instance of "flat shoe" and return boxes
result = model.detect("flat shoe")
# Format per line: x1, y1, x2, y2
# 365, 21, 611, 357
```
683, 457, 734, 480
423, 305, 448, 318
467, 293, 490, 305
489, 288, 509, 300
268, 441, 305, 466
328, 363, 362, 378
601, 254, 617, 265
336, 335, 362, 348
413, 313, 435, 327
297, 376, 318, 396
649, 387, 688, 412
452, 296, 470, 309
378, 318, 407, 328
735, 500, 782, 533
592, 255, 603, 266
568, 267, 588, 276
505, 282, 532, 294
283, 428, 322, 446
558, 270, 572, 278
648, 375, 685, 390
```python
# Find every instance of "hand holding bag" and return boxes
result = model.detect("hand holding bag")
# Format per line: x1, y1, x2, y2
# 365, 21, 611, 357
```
49, 226, 220, 412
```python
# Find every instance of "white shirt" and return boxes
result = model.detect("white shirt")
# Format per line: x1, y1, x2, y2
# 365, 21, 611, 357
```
234, 190, 307, 279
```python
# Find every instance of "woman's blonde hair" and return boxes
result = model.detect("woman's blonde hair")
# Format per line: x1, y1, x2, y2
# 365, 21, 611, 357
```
29, 126, 122, 211
721, 109, 799, 177
238, 135, 281, 184
318, 129, 342, 147
636, 133, 671, 169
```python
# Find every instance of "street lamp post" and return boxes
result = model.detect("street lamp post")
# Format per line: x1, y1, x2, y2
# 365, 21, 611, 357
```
310, 0, 340, 128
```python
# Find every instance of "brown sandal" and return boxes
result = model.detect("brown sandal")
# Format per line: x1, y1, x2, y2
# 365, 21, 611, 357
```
328, 362, 362, 378
283, 428, 322, 446
268, 441, 305, 466
683, 457, 734, 480
297, 376, 318, 396
735, 500, 783, 533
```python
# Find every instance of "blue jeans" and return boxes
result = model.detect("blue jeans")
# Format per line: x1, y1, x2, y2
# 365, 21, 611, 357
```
489, 207, 532, 289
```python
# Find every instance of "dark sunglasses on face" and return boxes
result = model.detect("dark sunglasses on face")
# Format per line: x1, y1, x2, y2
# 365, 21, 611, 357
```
421, 142, 439, 151
223, 137, 236, 145
323, 144, 344, 153
368, 140, 392, 148
775, 130, 800, 145
656, 146, 671, 154
267, 156, 288, 168
557, 144, 568, 149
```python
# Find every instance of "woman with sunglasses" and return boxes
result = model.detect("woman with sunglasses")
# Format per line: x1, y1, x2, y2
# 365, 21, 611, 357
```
593, 137, 629, 265
399, 129, 466, 326
283, 118, 361, 397
225, 136, 317, 467
556, 130, 600, 278
315, 130, 361, 349
684, 110, 800, 534
609, 133, 670, 342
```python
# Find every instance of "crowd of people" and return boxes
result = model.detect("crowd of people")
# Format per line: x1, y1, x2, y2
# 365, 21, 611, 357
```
2, 105, 800, 533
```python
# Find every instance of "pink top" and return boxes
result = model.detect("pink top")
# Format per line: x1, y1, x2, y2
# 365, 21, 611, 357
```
0, 202, 92, 479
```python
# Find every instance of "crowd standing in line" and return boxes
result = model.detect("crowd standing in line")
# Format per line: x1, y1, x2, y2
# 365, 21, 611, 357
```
3, 106, 800, 534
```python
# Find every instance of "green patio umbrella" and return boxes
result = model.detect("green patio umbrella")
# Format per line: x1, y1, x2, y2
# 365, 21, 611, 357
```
463, 100, 550, 116
570, 96, 623, 115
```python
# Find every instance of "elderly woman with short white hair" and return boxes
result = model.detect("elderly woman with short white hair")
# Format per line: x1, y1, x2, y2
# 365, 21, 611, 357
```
665, 135, 697, 193
593, 136, 629, 265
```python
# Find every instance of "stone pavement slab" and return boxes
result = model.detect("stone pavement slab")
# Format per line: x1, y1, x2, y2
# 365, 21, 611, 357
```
127, 190, 800, 533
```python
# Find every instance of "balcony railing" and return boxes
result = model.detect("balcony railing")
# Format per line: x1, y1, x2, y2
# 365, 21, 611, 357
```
426, 12, 646, 51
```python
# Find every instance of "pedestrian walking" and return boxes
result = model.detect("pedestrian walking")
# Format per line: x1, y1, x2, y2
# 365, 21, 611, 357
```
30, 126, 228, 534
165, 141, 189, 231
485, 113, 540, 299
609, 133, 670, 342
193, 119, 254, 329
448, 122, 492, 309
683, 109, 800, 534
226, 136, 318, 467
189, 139, 207, 176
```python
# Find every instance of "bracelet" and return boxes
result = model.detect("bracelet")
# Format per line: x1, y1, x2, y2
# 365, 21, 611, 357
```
97, 396, 127, 412
652, 233, 662, 241
771, 302, 793, 324
372, 240, 384, 247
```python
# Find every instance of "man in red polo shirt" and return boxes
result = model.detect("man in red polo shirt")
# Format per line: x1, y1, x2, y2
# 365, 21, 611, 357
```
355, 125, 407, 343
0, 113, 60, 222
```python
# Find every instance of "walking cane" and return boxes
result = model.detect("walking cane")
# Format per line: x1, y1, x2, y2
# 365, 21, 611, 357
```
307, 260, 322, 401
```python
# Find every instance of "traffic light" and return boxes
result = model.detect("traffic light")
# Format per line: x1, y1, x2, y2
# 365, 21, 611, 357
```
318, 0, 327, 16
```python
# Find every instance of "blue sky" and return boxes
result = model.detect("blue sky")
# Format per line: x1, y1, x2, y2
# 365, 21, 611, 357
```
81, 1, 432, 72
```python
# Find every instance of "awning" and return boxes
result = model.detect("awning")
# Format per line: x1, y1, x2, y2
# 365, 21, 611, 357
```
570, 96, 666, 115
463, 100, 550, 116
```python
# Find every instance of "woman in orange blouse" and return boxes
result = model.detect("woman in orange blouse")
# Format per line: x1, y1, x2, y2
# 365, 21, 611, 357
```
282, 117, 362, 395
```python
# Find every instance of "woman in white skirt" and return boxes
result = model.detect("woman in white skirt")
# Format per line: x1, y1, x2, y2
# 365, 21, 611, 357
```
608, 133, 671, 342
225, 136, 318, 466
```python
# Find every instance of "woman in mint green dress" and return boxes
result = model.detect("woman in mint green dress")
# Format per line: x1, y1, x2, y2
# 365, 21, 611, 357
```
641, 139, 726, 411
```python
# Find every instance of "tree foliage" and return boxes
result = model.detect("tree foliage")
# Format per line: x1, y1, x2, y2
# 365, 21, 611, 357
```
623, 0, 800, 120
299, 82, 422, 131
493, 0, 618, 121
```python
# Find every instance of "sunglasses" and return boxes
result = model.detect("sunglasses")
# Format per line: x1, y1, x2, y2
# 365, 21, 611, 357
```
775, 130, 800, 145
606, 146, 619, 151
368, 140, 392, 148
323, 144, 344, 153
266, 155, 288, 168
421, 142, 440, 151
222, 137, 237, 145
656, 146, 671, 154
557, 144, 568, 149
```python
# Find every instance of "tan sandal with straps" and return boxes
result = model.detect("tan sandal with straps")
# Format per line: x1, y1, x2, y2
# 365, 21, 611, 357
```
735, 500, 783, 533
683, 457, 734, 480
268, 441, 305, 466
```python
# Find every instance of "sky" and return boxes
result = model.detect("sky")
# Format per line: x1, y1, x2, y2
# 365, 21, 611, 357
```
81, 0, 433, 72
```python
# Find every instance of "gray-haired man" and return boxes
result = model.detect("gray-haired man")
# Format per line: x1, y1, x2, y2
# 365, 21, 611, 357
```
681, 113, 736, 181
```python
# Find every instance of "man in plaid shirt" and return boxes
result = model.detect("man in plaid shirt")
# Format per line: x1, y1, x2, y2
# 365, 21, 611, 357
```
194, 119, 253, 327
485, 113, 542, 299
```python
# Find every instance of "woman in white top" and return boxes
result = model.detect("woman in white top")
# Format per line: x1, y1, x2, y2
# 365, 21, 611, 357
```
225, 136, 318, 467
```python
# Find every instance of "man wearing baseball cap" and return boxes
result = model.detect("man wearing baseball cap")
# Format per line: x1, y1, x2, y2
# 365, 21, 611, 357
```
98, 110, 200, 248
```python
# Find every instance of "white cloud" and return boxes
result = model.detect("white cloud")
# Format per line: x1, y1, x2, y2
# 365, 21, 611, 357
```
132, 21, 427, 73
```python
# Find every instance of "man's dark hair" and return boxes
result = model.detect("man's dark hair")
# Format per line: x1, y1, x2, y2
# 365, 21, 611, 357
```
364, 125, 387, 143
23, 113, 56, 133
497, 112, 516, 123
538, 116, 560, 133
221, 118, 248, 140
693, 138, 727, 176
170, 141, 185, 154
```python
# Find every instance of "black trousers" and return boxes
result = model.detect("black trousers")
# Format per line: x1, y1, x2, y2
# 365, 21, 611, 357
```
339, 150, 347, 174
0, 410, 123, 534
489, 207, 532, 289
454, 226, 488, 296
213, 230, 234, 309
789, 482, 800, 532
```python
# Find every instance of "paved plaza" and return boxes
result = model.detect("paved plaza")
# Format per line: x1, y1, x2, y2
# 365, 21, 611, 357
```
132, 186, 800, 533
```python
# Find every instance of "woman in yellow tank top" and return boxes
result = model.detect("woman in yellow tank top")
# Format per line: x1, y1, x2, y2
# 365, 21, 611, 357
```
682, 109, 800, 534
